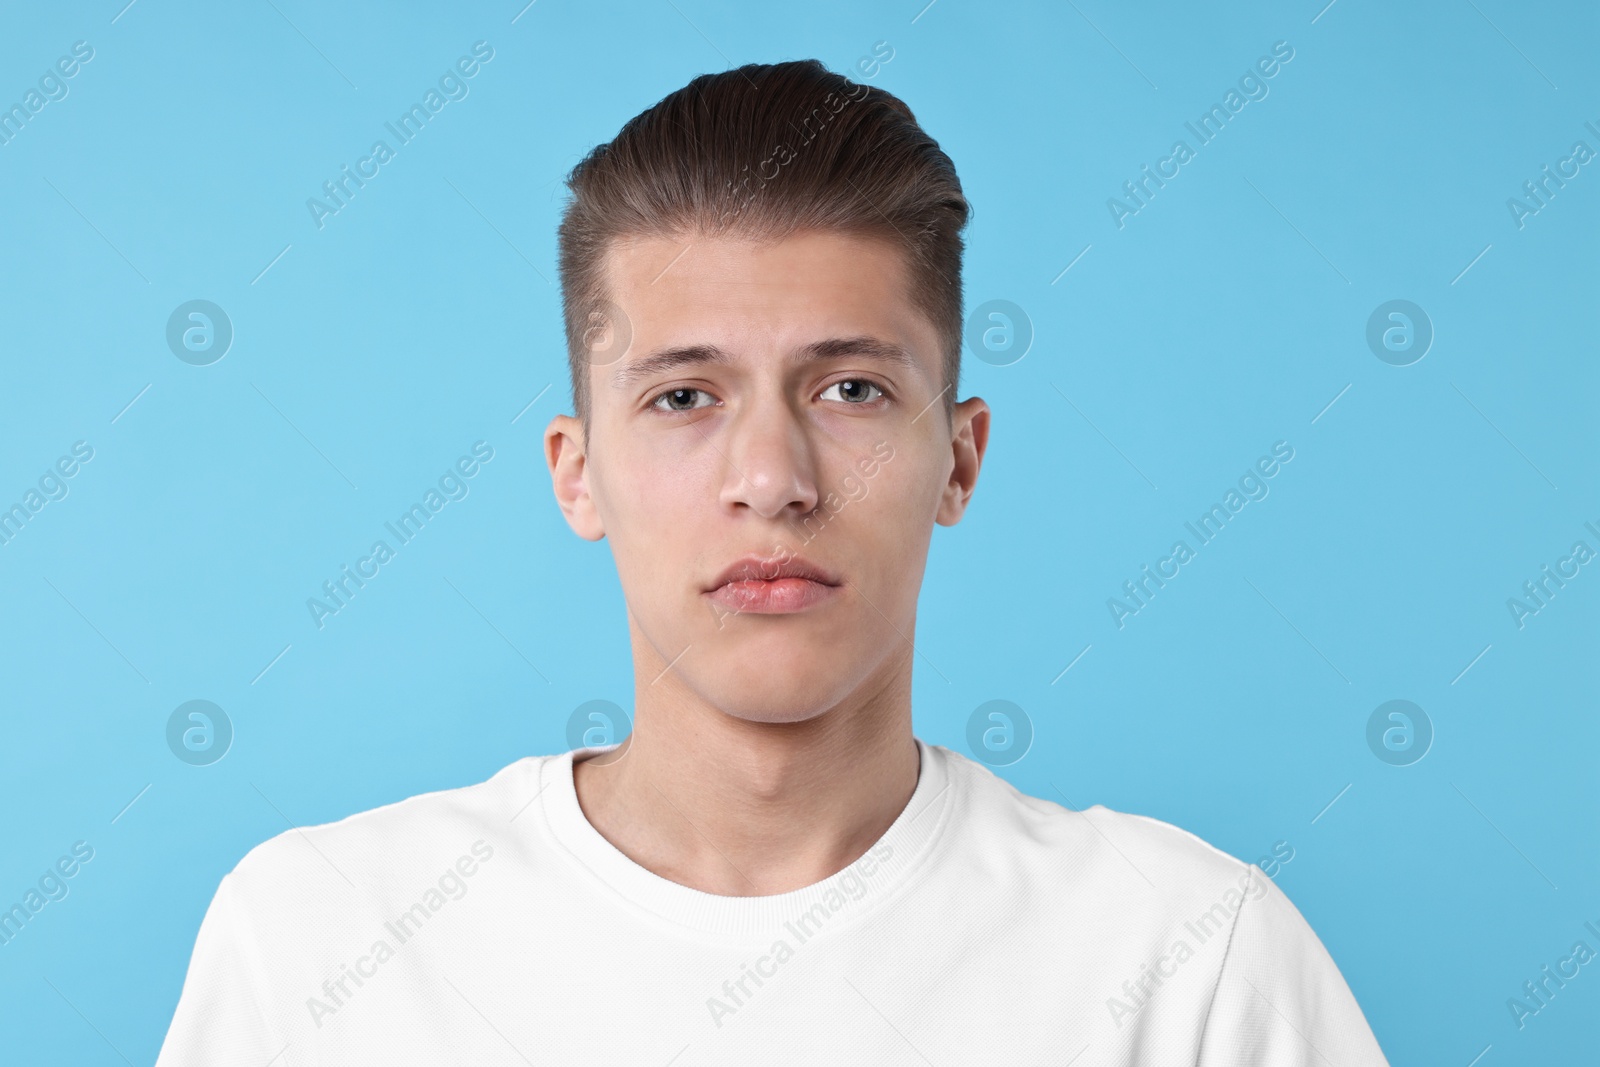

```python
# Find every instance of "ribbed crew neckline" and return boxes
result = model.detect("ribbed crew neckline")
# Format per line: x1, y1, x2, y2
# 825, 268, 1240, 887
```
537, 736, 955, 942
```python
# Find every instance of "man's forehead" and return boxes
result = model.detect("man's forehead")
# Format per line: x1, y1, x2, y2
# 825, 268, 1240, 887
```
602, 229, 910, 296
593, 230, 936, 382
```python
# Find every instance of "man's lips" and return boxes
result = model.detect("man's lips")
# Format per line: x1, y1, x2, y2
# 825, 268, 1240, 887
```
704, 576, 841, 614
703, 554, 842, 615
704, 554, 841, 591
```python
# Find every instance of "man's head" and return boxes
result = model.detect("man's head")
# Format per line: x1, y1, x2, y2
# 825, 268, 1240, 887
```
545, 60, 988, 725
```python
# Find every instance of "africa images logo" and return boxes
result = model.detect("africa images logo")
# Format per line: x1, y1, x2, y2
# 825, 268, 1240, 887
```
705, 843, 894, 1028
1106, 40, 1295, 229
306, 442, 495, 629
306, 41, 495, 230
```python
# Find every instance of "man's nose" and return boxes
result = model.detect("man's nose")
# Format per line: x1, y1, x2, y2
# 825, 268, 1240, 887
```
716, 397, 821, 521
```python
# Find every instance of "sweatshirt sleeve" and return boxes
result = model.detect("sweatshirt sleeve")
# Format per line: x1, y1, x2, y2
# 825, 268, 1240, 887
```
155, 872, 294, 1067
1195, 869, 1389, 1067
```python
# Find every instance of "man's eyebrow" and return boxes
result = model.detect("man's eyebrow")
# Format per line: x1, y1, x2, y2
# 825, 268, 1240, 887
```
611, 336, 920, 389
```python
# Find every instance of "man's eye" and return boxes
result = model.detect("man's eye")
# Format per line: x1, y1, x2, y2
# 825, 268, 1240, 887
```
651, 388, 716, 413
820, 379, 885, 404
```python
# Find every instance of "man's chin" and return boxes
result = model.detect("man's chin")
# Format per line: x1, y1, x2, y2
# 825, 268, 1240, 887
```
688, 667, 856, 726
639, 616, 880, 721
715, 700, 837, 726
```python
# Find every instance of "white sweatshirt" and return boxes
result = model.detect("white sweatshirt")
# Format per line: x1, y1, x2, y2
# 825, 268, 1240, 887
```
155, 738, 1390, 1065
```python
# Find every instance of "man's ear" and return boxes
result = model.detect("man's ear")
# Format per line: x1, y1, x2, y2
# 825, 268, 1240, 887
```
936, 396, 990, 526
545, 414, 606, 541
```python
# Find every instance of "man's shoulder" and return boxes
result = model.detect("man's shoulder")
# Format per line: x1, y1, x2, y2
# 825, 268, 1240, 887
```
935, 743, 1256, 898
225, 752, 556, 904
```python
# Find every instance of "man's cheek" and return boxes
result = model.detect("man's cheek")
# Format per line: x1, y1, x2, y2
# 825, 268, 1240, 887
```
870, 463, 922, 521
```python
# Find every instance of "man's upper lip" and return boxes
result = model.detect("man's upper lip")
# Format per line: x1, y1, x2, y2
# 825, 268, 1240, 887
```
706, 554, 841, 591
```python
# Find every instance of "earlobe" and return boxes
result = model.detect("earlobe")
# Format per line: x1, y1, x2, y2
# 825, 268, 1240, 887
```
936, 397, 990, 526
545, 415, 606, 541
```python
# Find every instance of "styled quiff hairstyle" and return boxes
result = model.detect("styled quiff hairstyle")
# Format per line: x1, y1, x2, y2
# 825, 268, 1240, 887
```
556, 59, 970, 431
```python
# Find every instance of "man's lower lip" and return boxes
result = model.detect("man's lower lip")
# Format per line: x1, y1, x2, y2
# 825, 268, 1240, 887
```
705, 578, 840, 614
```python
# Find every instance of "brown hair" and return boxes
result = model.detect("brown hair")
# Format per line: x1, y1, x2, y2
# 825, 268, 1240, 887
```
556, 59, 970, 431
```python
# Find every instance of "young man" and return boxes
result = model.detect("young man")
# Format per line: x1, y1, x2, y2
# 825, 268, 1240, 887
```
157, 60, 1389, 1064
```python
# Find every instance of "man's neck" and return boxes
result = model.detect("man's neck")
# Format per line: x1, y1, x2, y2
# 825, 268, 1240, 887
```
570, 661, 920, 897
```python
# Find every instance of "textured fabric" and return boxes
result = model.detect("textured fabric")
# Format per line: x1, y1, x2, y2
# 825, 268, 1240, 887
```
155, 739, 1389, 1065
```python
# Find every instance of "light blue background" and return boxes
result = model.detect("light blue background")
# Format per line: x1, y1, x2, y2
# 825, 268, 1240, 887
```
1, 0, 1595, 1062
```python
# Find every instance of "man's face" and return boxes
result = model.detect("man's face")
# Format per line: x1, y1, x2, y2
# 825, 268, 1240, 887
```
546, 229, 987, 724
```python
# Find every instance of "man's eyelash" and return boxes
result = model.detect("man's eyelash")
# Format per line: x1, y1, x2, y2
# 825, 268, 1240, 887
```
647, 378, 892, 412
820, 377, 893, 404
648, 387, 716, 412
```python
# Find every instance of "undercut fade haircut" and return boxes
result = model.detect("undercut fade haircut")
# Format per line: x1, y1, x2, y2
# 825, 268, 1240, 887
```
556, 59, 970, 433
